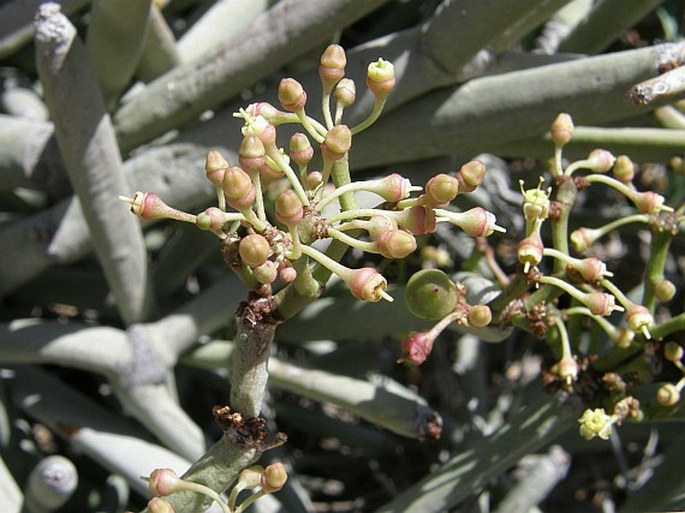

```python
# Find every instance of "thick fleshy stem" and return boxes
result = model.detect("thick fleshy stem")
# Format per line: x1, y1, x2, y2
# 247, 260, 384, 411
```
550, 177, 577, 271
642, 228, 675, 313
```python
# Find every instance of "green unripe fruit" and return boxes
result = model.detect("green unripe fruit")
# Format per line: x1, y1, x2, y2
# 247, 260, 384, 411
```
404, 269, 458, 320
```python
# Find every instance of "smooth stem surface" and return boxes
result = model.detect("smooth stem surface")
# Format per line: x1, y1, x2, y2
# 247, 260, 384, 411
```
642, 228, 674, 313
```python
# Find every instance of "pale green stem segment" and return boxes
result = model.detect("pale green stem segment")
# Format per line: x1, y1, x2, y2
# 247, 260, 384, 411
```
350, 98, 387, 135
265, 146, 310, 206
327, 227, 377, 253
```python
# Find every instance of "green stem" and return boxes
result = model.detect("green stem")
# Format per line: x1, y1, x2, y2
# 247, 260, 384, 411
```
642, 228, 674, 313
327, 227, 377, 253
550, 177, 576, 270
350, 98, 387, 135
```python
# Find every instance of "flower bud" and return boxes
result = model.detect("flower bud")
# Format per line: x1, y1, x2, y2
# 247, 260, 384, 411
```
254, 261, 278, 284
120, 192, 194, 223
147, 468, 182, 496
196, 207, 227, 235
664, 341, 684, 362
517, 233, 544, 273
366, 58, 396, 98
455, 160, 486, 193
424, 173, 459, 206
305, 171, 323, 190
570, 227, 600, 253
278, 78, 307, 112
578, 408, 613, 441
632, 190, 669, 215
550, 113, 574, 147
586, 149, 616, 173
613, 328, 634, 349
448, 207, 501, 237
376, 229, 417, 259
289, 133, 313, 167
395, 206, 436, 235
319, 44, 346, 90
568, 257, 611, 283
347, 267, 389, 302
625, 304, 653, 339
612, 155, 634, 183
239, 136, 266, 174
333, 78, 356, 107
467, 304, 492, 328
653, 279, 676, 302
321, 125, 352, 161
554, 357, 579, 385
584, 291, 620, 316
261, 462, 288, 493
401, 331, 435, 366
279, 266, 297, 283
205, 150, 228, 185
239, 234, 271, 268
369, 173, 414, 202
238, 465, 265, 489
275, 189, 304, 225
404, 269, 458, 320
148, 497, 175, 513
366, 216, 397, 238
223, 166, 253, 201
657, 383, 681, 407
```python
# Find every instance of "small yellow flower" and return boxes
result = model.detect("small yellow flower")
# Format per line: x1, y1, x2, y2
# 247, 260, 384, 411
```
578, 408, 614, 441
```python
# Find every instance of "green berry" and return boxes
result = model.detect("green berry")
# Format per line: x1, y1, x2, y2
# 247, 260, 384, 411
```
404, 269, 458, 320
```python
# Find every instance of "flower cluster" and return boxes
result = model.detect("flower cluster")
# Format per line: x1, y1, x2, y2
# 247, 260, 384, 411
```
121, 45, 502, 306
145, 464, 287, 513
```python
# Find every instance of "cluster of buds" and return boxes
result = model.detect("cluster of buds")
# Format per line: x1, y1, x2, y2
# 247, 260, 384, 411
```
399, 269, 493, 365
145, 464, 287, 513
657, 341, 685, 407
121, 45, 503, 307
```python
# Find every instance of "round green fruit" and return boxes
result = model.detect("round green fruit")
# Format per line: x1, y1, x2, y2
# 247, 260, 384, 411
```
404, 269, 458, 320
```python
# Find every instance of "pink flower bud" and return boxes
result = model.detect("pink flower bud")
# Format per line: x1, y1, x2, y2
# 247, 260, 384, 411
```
586, 149, 616, 173
261, 462, 288, 493
239, 234, 271, 268
395, 206, 436, 235
554, 357, 579, 385
632, 190, 668, 215
321, 125, 352, 161
279, 266, 297, 283
625, 304, 653, 338
366, 215, 397, 238
369, 173, 413, 202
278, 78, 307, 112
584, 291, 620, 316
455, 160, 486, 193
275, 189, 304, 225
401, 331, 435, 366
319, 44, 346, 90
205, 150, 228, 185
517, 234, 544, 273
289, 133, 313, 167
238, 136, 266, 174
347, 267, 389, 302
147, 497, 175, 513
366, 58, 396, 99
568, 257, 610, 283
305, 171, 323, 190
147, 468, 182, 496
449, 207, 500, 237
376, 229, 417, 259
254, 261, 278, 284
196, 207, 227, 234
550, 113, 574, 147
223, 166, 253, 201
424, 173, 459, 206
467, 304, 492, 328
333, 78, 356, 107
120, 192, 193, 222
612, 155, 634, 183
